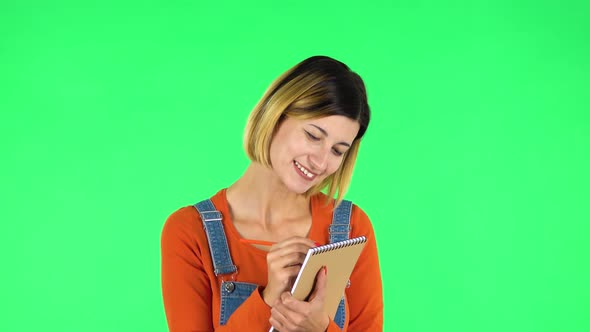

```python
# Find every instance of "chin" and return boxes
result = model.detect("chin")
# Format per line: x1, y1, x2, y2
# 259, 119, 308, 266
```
288, 184, 312, 195
284, 178, 314, 194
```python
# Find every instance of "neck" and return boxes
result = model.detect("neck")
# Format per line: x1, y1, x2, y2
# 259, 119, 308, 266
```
226, 162, 311, 226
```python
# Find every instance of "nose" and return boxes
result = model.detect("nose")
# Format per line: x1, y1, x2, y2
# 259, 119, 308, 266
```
309, 147, 329, 172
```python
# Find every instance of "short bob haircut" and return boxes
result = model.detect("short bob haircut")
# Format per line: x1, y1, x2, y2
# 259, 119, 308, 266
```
244, 56, 370, 205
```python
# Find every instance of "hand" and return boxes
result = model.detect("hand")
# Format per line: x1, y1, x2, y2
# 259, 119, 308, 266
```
262, 237, 316, 307
269, 267, 329, 332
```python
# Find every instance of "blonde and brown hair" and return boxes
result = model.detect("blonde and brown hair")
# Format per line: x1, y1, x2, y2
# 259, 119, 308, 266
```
244, 56, 370, 204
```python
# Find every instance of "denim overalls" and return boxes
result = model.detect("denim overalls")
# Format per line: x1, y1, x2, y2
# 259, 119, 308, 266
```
194, 198, 353, 329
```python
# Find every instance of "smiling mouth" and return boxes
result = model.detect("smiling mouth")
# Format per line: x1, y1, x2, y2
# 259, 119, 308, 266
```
294, 160, 316, 180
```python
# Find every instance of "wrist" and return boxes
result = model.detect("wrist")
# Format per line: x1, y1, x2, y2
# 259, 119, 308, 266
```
261, 287, 273, 307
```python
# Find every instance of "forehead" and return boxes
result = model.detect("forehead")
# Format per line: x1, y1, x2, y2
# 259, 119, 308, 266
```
287, 115, 360, 141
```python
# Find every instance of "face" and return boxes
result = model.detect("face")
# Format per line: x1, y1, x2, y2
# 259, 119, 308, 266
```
268, 115, 360, 194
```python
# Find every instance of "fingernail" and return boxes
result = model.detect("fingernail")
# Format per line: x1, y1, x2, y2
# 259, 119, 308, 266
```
314, 241, 320, 247
324, 266, 328, 275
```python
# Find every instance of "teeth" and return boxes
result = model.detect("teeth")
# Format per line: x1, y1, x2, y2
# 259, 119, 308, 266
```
295, 161, 314, 178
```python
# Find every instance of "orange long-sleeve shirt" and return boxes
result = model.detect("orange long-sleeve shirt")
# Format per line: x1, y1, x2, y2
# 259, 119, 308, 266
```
161, 189, 383, 331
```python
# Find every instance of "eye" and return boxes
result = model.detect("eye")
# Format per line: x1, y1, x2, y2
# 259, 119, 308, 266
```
305, 130, 320, 141
332, 148, 344, 157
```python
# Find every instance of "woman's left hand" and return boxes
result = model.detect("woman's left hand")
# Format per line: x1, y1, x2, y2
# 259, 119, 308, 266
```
269, 267, 330, 332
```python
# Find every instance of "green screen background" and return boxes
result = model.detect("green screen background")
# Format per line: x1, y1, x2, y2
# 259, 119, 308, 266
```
1, 1, 588, 331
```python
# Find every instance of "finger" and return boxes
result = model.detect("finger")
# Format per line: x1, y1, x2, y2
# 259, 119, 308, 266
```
278, 243, 315, 257
270, 304, 297, 332
271, 236, 316, 250
309, 266, 328, 303
268, 316, 284, 332
267, 253, 305, 272
270, 252, 307, 269
267, 242, 312, 257
273, 295, 307, 329
269, 265, 301, 289
268, 244, 314, 261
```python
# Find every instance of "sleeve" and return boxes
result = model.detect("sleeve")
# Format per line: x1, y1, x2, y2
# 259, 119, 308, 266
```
161, 209, 214, 332
327, 320, 345, 331
219, 287, 272, 330
161, 208, 272, 332
346, 205, 384, 331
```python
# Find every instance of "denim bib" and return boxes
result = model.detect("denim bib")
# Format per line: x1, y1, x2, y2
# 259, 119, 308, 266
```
194, 199, 352, 329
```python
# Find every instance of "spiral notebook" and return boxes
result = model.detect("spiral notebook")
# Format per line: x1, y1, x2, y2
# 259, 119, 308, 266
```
269, 236, 367, 332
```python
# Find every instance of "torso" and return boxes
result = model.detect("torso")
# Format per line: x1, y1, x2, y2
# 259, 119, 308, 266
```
226, 188, 314, 250
231, 212, 313, 251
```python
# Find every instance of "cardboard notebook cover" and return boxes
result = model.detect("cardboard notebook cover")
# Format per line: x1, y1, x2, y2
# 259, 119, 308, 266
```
269, 236, 367, 332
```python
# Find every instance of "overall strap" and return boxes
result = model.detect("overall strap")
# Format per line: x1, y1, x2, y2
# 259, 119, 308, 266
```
329, 199, 353, 330
194, 199, 237, 276
329, 200, 352, 243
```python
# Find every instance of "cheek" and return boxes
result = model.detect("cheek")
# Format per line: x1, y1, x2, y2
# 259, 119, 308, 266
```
282, 135, 305, 159
270, 139, 297, 167
324, 158, 344, 177
269, 131, 291, 162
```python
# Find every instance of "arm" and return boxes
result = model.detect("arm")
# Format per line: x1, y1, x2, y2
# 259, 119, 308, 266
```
270, 268, 344, 332
269, 229, 381, 332
161, 208, 272, 332
346, 206, 384, 331
221, 287, 273, 330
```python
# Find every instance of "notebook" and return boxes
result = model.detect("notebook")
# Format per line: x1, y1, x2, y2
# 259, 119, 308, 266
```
269, 236, 367, 332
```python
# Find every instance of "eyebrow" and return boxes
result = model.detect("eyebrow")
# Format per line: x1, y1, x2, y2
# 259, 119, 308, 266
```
309, 124, 351, 147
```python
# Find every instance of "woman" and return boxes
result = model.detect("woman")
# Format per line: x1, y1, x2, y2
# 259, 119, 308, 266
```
161, 56, 383, 331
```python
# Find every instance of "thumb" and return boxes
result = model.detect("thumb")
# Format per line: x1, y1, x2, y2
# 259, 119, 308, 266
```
309, 266, 327, 303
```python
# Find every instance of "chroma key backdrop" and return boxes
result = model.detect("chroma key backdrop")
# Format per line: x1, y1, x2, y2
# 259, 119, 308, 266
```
1, 1, 588, 331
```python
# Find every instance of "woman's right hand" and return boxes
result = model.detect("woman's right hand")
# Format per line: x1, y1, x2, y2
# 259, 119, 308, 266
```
262, 237, 316, 306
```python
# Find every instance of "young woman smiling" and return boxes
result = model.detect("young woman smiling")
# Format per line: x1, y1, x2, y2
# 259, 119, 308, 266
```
161, 56, 383, 332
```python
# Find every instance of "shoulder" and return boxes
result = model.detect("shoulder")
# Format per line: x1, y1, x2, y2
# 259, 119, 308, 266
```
161, 205, 203, 245
350, 202, 375, 236
162, 190, 226, 239
313, 192, 375, 235
161, 190, 227, 249
350, 202, 370, 222
163, 205, 200, 231
161, 202, 221, 269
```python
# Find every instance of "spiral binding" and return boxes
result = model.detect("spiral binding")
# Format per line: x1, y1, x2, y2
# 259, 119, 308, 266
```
311, 236, 367, 255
